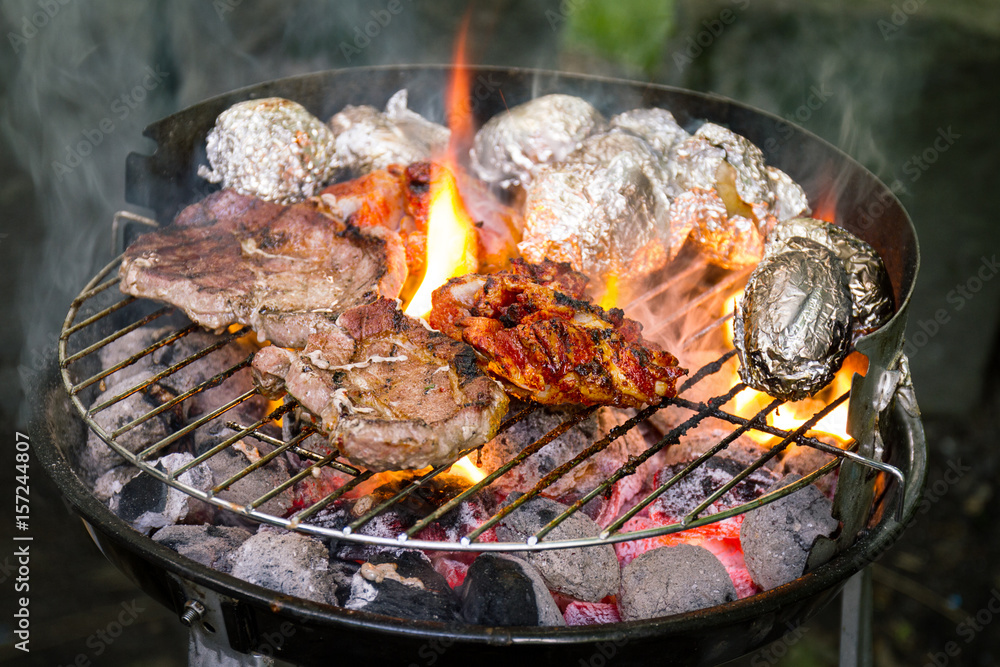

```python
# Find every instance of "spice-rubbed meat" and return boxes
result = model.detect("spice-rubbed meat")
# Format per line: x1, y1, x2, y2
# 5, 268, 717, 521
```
119, 189, 406, 348
430, 260, 687, 408
252, 298, 508, 472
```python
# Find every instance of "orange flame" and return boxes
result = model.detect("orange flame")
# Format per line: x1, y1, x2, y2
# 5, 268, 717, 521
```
402, 16, 480, 319
598, 272, 620, 310
723, 288, 862, 445
449, 454, 486, 484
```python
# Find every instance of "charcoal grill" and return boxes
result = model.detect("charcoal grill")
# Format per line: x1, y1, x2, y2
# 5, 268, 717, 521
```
32, 65, 924, 667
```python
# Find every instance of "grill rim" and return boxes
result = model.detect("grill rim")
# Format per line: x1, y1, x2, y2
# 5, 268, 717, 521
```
30, 361, 926, 656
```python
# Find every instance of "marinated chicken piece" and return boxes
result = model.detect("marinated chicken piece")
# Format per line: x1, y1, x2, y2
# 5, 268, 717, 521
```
430, 261, 687, 408
119, 189, 406, 348
252, 298, 508, 472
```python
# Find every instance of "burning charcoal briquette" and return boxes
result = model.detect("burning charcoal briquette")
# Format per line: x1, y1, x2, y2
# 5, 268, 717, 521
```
193, 421, 294, 519
459, 553, 565, 626
740, 475, 839, 591
198, 98, 337, 204
346, 551, 461, 622
480, 404, 647, 501
734, 237, 853, 401
151, 524, 253, 572
470, 94, 606, 186
651, 456, 778, 521
76, 372, 181, 485
327, 89, 449, 175
230, 529, 340, 606
107, 453, 214, 534
618, 544, 737, 620
766, 217, 895, 337
495, 495, 619, 602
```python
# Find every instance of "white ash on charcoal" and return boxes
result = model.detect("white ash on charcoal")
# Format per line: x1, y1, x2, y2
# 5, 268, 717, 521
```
470, 94, 606, 187
655, 426, 777, 471
150, 524, 253, 572
345, 551, 461, 622
192, 420, 294, 520
75, 371, 183, 485
327, 89, 449, 175
230, 527, 340, 606
459, 553, 565, 627
198, 98, 338, 204
312, 473, 495, 562
650, 456, 779, 522
495, 494, 619, 602
106, 452, 214, 534
617, 544, 737, 621
480, 403, 653, 516
740, 475, 839, 591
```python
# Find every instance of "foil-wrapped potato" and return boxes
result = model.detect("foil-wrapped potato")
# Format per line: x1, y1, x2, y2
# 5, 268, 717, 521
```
470, 94, 606, 187
327, 89, 449, 175
668, 122, 809, 267
765, 217, 895, 337
197, 98, 337, 204
518, 130, 670, 280
734, 237, 853, 401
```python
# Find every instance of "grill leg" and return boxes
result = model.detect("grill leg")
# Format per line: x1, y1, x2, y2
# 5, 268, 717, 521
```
839, 567, 873, 667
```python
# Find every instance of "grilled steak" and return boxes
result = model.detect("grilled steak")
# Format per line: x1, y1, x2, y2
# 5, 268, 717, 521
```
252, 298, 509, 472
119, 189, 407, 348
430, 260, 686, 408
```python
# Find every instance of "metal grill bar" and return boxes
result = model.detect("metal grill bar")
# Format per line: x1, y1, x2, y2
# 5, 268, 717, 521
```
62, 295, 136, 338
111, 356, 254, 438
403, 406, 600, 540
171, 402, 295, 476
59, 247, 905, 553
72, 322, 201, 396
346, 404, 536, 534
64, 306, 173, 365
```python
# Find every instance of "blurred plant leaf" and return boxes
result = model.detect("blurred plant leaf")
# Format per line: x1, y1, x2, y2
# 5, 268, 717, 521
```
561, 0, 675, 74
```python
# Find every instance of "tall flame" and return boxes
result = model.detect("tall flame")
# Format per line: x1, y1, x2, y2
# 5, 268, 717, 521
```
449, 454, 486, 484
402, 15, 479, 319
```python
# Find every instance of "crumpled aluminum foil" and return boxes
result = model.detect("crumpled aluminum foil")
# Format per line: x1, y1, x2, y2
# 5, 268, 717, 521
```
469, 94, 606, 187
197, 97, 338, 204
670, 188, 763, 269
766, 217, 895, 337
734, 237, 853, 401
611, 107, 690, 194
327, 89, 449, 175
665, 122, 810, 266
518, 130, 670, 280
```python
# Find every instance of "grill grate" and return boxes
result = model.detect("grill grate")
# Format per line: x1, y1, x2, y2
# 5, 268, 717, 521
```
59, 239, 905, 553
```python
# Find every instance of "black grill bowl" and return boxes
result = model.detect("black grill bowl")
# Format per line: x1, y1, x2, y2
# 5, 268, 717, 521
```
34, 66, 925, 666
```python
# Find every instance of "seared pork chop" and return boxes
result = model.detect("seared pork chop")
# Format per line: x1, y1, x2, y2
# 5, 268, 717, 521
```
252, 299, 508, 472
119, 189, 407, 348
